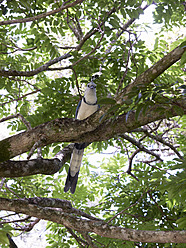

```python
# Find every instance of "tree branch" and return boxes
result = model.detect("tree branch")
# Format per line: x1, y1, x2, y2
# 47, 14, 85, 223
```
107, 190, 148, 224
117, 44, 186, 103
141, 128, 183, 159
0, 197, 185, 243
0, 158, 62, 177
0, 0, 85, 26
65, 226, 88, 247
0, 6, 116, 78
0, 98, 185, 162
0, 53, 72, 77
0, 144, 73, 177
120, 133, 163, 161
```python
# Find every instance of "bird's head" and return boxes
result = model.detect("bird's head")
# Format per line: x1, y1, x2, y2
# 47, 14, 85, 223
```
84, 82, 97, 104
87, 82, 96, 90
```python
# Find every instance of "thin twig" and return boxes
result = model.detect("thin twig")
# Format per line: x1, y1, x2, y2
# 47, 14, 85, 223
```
1, 90, 40, 107
140, 128, 183, 159
121, 133, 163, 161
13, 218, 40, 232
48, 30, 105, 71
115, 43, 131, 95
17, 114, 32, 130
107, 190, 148, 224
0, 216, 31, 225
9, 77, 40, 91
27, 140, 42, 160
0, 113, 31, 129
65, 226, 87, 247
71, 67, 82, 99
79, 231, 99, 248
0, 0, 85, 26
148, 192, 164, 214
127, 149, 140, 181
120, 133, 163, 179
0, 114, 19, 123
5, 183, 21, 198
25, 218, 40, 232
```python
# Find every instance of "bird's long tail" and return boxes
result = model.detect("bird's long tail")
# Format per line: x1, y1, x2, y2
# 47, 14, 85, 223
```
64, 144, 84, 194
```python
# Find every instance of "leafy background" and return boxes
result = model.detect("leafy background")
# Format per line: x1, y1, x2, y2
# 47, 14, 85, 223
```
0, 0, 186, 247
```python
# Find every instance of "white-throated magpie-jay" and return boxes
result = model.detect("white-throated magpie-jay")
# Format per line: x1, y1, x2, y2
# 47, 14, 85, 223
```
64, 80, 99, 194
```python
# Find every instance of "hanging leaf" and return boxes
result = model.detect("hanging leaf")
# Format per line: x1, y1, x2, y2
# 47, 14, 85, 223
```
98, 98, 116, 105
180, 51, 186, 66
173, 105, 184, 116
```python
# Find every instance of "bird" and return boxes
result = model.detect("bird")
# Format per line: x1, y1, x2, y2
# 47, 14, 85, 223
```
64, 79, 99, 194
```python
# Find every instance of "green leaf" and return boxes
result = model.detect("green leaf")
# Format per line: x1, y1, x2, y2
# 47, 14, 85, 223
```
180, 51, 186, 66
98, 98, 116, 105
179, 40, 186, 49
53, 145, 61, 154
123, 99, 133, 105
109, 18, 120, 29
179, 84, 186, 90
0, 231, 9, 245
0, 225, 13, 245
176, 216, 186, 229
154, 37, 159, 50
173, 105, 184, 116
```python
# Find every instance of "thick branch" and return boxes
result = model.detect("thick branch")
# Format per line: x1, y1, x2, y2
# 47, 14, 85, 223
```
0, 99, 185, 162
117, 44, 186, 103
0, 197, 185, 243
0, 144, 73, 177
0, 158, 61, 177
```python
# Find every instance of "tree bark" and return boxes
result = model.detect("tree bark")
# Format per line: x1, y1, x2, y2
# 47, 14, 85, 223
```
0, 99, 185, 162
117, 43, 186, 103
0, 144, 73, 177
0, 197, 185, 243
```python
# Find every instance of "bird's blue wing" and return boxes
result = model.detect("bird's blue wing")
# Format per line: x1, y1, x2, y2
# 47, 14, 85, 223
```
75, 100, 82, 119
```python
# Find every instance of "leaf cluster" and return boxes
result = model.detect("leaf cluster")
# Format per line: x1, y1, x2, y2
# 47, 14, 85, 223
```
0, 0, 186, 246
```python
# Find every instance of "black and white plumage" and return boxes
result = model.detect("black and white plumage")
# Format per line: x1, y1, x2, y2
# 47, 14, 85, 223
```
64, 81, 99, 194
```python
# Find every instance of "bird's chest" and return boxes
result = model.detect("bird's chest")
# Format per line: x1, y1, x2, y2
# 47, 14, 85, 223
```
76, 101, 98, 120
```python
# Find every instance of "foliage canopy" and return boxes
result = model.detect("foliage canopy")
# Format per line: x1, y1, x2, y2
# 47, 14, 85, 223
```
0, 0, 186, 247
